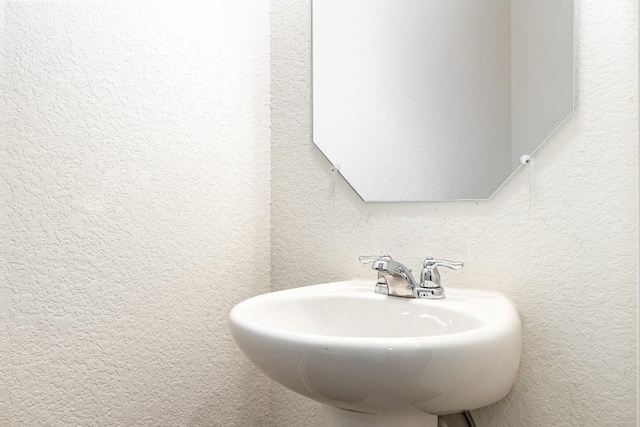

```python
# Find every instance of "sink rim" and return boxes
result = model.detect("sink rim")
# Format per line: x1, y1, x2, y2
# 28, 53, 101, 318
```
229, 280, 519, 349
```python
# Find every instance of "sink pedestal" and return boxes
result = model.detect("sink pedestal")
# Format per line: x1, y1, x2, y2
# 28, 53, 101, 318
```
322, 406, 438, 427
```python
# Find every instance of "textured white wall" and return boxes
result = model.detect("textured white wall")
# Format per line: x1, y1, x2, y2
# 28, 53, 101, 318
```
271, 1, 638, 427
1, 1, 637, 426
1, 1, 272, 426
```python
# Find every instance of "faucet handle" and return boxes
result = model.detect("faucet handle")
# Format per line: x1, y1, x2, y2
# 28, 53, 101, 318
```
359, 255, 393, 264
423, 258, 463, 271
420, 257, 463, 293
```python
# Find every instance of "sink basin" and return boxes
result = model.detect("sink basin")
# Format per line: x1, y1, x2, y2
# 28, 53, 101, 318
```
229, 280, 521, 426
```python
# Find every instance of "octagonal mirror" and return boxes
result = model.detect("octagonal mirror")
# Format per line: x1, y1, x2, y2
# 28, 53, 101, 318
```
312, 0, 575, 201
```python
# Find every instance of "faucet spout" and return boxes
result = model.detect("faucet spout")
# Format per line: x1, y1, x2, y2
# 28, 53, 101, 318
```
359, 256, 418, 298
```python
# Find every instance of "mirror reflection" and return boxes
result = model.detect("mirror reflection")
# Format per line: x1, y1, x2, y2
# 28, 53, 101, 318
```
312, 0, 575, 201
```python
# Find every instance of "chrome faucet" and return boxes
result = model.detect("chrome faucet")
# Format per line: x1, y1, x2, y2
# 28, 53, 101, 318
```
359, 255, 463, 299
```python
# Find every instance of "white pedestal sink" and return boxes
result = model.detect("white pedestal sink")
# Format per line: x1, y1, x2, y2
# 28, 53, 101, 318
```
229, 280, 521, 426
